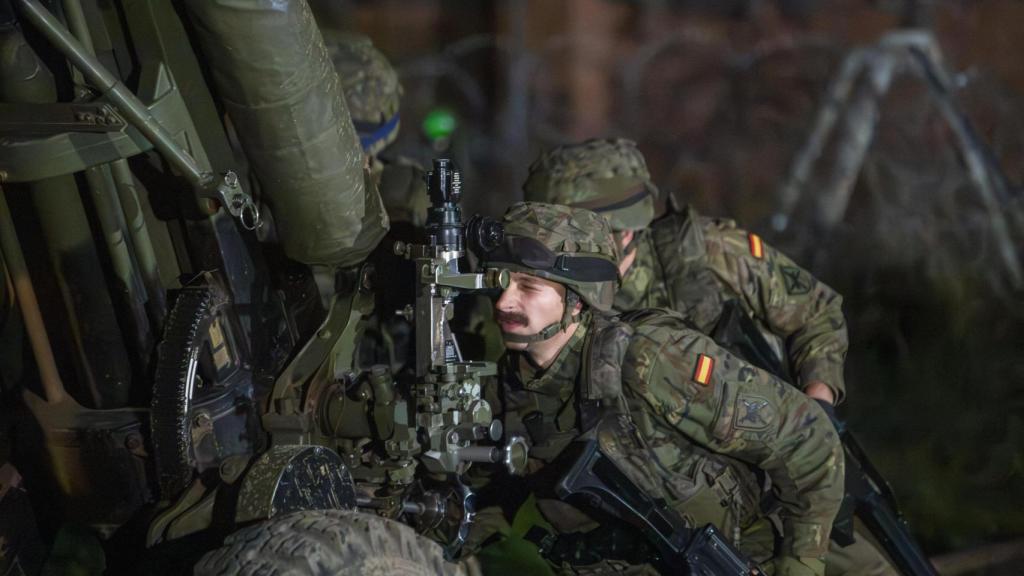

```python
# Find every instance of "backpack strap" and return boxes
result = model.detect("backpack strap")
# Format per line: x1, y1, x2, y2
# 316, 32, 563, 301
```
648, 207, 707, 302
578, 312, 633, 431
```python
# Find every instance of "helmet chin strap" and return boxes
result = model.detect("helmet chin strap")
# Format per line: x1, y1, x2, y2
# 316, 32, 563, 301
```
501, 291, 582, 344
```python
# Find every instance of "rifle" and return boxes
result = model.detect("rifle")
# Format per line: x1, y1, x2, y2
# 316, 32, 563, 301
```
553, 417, 765, 575
710, 301, 939, 576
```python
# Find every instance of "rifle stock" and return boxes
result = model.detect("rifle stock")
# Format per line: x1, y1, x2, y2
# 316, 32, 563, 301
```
556, 428, 766, 575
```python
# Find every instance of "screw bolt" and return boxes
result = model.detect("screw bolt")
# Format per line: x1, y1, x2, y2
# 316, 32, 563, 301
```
193, 412, 212, 428
124, 433, 143, 451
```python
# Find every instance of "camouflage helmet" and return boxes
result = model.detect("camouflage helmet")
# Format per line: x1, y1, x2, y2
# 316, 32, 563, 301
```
324, 32, 402, 156
487, 200, 619, 307
522, 138, 658, 231
483, 202, 620, 343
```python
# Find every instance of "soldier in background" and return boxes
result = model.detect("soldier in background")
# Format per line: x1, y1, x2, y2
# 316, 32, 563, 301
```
469, 202, 843, 576
523, 139, 895, 575
326, 32, 429, 229
324, 33, 507, 371
321, 32, 427, 375
524, 138, 844, 405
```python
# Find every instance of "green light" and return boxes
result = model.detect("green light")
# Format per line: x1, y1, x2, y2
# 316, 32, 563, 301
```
421, 107, 457, 141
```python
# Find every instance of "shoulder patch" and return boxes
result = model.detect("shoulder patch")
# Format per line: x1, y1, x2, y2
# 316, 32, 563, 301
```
734, 394, 775, 431
747, 233, 764, 260
780, 264, 813, 295
693, 354, 715, 386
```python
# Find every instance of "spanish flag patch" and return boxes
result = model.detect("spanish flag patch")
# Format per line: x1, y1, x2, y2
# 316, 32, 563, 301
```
693, 354, 715, 386
748, 233, 764, 259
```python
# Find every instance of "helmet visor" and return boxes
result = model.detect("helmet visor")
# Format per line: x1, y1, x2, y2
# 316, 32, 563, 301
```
485, 235, 619, 283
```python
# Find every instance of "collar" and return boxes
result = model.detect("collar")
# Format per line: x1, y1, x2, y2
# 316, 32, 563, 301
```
614, 231, 658, 312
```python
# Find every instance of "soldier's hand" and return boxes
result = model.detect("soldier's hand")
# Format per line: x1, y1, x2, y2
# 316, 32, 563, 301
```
803, 380, 835, 405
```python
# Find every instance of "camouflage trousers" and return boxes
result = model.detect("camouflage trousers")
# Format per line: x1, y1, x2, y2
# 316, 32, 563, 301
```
825, 521, 899, 576
738, 517, 897, 576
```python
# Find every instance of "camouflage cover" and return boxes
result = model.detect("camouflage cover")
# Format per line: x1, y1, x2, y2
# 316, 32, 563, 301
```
185, 0, 386, 267
522, 138, 657, 231
485, 202, 620, 312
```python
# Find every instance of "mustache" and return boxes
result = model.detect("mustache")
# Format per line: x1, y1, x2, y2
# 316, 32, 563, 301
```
494, 310, 528, 327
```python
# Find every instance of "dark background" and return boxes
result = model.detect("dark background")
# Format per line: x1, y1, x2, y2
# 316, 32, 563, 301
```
311, 0, 1024, 571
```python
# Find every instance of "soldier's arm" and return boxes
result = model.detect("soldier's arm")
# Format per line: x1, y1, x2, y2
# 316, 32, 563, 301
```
705, 223, 849, 403
624, 327, 844, 576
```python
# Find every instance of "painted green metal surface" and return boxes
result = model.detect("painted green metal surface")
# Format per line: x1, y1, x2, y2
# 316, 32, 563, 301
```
0, 18, 132, 408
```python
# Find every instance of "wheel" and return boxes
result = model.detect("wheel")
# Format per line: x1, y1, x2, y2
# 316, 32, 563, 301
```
194, 509, 466, 576
152, 284, 256, 498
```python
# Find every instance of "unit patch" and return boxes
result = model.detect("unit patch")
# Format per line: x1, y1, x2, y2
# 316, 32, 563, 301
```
693, 354, 715, 386
780, 265, 813, 295
734, 395, 775, 431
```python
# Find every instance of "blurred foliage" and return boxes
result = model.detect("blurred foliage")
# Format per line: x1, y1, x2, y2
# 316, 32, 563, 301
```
841, 266, 1024, 552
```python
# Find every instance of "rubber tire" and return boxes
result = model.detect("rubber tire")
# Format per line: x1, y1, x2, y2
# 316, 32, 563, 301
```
193, 510, 465, 576
152, 286, 218, 498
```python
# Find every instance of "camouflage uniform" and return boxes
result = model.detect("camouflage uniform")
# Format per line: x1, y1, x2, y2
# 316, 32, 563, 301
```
326, 32, 429, 228
470, 202, 844, 576
523, 139, 896, 574
523, 138, 847, 402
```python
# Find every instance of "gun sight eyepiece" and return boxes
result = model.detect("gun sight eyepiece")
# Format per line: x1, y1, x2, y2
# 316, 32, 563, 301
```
466, 215, 504, 255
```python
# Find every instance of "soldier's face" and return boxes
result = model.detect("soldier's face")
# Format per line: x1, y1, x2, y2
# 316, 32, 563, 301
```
615, 229, 638, 276
494, 272, 568, 351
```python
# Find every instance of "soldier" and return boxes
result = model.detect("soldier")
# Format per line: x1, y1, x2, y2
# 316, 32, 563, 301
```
326, 31, 429, 229
468, 202, 844, 576
523, 139, 896, 575
523, 138, 844, 405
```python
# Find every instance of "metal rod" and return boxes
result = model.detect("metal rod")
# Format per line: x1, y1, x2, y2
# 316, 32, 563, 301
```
61, 0, 94, 52
60, 0, 92, 96
909, 47, 1024, 288
110, 159, 166, 326
32, 175, 133, 408
61, 0, 152, 390
774, 50, 866, 232
14, 0, 215, 191
85, 163, 153, 376
0, 185, 66, 404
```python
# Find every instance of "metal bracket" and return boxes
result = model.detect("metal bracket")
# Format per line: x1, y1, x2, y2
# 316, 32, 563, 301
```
212, 171, 260, 231
0, 102, 126, 135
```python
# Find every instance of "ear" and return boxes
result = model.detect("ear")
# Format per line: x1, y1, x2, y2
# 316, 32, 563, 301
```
573, 299, 583, 314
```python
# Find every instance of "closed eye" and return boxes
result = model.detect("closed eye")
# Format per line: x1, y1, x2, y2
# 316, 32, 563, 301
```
516, 277, 543, 291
